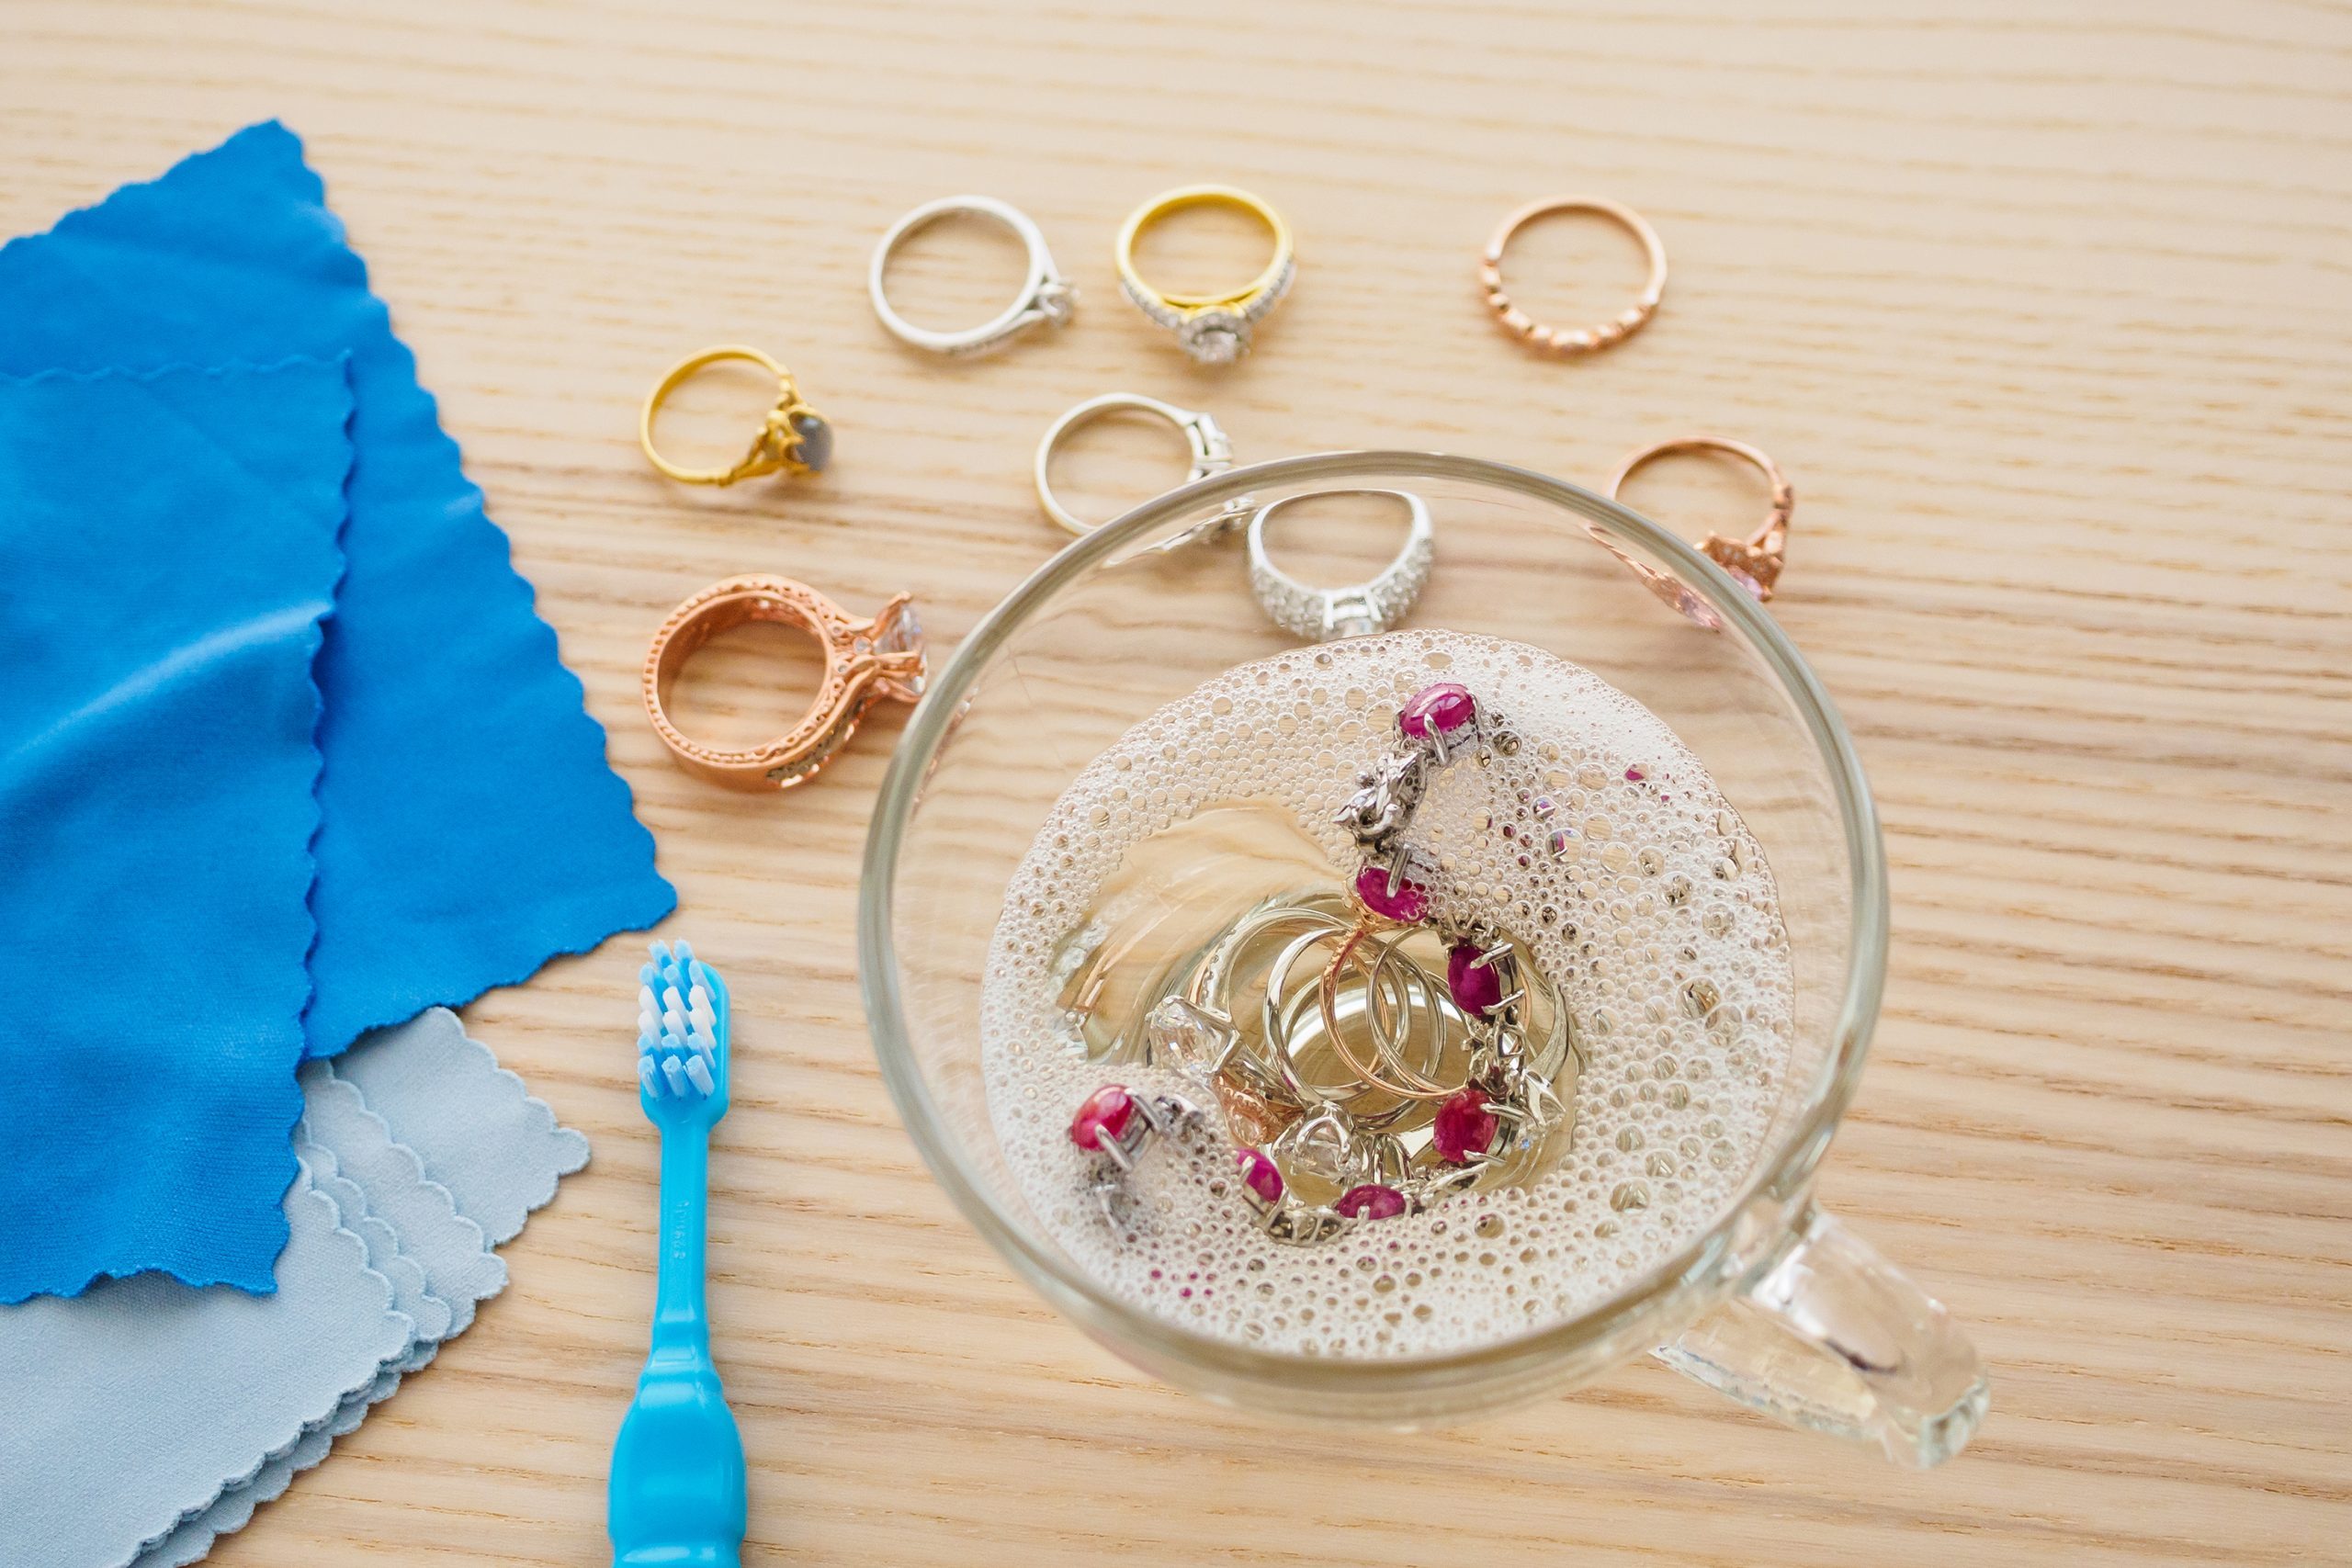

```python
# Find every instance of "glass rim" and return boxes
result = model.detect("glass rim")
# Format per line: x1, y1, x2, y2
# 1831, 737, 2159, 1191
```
857, 448, 1889, 1390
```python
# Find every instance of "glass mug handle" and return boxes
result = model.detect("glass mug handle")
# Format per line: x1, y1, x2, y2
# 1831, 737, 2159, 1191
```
1654, 1204, 1990, 1467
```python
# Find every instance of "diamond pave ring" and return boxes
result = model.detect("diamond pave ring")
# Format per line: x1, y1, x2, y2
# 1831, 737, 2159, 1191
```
1246, 488, 1434, 642
1114, 185, 1295, 366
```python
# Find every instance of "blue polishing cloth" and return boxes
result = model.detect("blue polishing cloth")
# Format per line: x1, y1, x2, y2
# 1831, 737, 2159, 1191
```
0, 122, 675, 1059
0, 361, 351, 1303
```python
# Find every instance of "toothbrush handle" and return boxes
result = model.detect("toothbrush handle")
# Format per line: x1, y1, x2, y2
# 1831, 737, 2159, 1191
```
651, 1125, 712, 1358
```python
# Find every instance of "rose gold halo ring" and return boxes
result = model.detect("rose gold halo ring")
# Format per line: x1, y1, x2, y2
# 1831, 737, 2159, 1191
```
643, 574, 925, 791
1607, 435, 1794, 604
1478, 196, 1666, 357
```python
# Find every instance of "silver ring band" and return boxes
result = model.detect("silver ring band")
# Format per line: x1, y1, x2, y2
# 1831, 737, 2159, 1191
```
1034, 392, 1238, 537
1247, 489, 1434, 641
869, 196, 1073, 356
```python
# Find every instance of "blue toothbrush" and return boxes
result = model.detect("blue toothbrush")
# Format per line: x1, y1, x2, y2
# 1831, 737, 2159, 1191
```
609, 940, 747, 1568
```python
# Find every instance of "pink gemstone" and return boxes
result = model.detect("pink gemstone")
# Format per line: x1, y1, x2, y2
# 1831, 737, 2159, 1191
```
1654, 579, 1724, 630
1398, 682, 1477, 739
1725, 568, 1766, 601
1432, 1088, 1499, 1164
1446, 942, 1505, 1016
1069, 1084, 1136, 1152
1354, 863, 1429, 923
1235, 1147, 1284, 1206
1334, 1184, 1408, 1221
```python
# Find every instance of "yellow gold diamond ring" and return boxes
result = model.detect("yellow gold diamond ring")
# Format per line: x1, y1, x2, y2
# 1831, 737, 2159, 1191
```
1114, 185, 1295, 366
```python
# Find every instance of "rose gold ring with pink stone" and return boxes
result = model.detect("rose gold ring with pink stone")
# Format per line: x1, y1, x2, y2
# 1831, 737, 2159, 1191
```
1606, 435, 1794, 608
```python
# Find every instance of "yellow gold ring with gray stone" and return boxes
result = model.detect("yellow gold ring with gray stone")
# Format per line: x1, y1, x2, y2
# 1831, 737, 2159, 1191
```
639, 344, 833, 487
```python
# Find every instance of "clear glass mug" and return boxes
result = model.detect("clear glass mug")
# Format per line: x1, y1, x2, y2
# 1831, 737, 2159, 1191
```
857, 451, 1988, 1466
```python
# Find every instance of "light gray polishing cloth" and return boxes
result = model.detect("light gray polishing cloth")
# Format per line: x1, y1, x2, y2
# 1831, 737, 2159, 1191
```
332, 1007, 591, 1246
0, 1009, 590, 1568
138, 1012, 588, 1567
0, 1157, 413, 1568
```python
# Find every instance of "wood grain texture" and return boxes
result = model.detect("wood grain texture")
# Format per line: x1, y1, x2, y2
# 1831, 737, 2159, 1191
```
6, 1, 2348, 1562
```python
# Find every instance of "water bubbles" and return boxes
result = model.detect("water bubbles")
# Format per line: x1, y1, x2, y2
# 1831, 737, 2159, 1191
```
978, 629, 1791, 1360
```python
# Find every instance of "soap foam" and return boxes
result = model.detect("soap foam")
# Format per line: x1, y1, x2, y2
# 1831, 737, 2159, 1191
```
981, 631, 1792, 1358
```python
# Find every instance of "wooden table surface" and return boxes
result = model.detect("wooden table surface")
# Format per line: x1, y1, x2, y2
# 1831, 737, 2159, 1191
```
8, 2, 2348, 1563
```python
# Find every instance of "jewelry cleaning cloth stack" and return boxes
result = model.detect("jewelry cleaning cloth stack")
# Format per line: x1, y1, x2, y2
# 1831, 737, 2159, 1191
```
0, 1009, 588, 1568
0, 120, 673, 1304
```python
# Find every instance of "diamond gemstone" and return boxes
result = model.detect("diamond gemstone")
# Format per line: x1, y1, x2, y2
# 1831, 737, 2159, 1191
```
1272, 1112, 1356, 1190
876, 604, 922, 655
1180, 309, 1249, 364
1034, 279, 1077, 326
1146, 996, 1239, 1079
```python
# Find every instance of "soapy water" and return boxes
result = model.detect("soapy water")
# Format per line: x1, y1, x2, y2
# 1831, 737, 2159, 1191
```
980, 631, 1793, 1358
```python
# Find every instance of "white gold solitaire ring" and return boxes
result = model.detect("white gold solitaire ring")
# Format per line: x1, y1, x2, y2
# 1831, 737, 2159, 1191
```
870, 195, 1074, 357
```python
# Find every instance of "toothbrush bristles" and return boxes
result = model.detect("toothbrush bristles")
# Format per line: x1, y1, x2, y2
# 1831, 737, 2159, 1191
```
638, 942, 723, 1103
